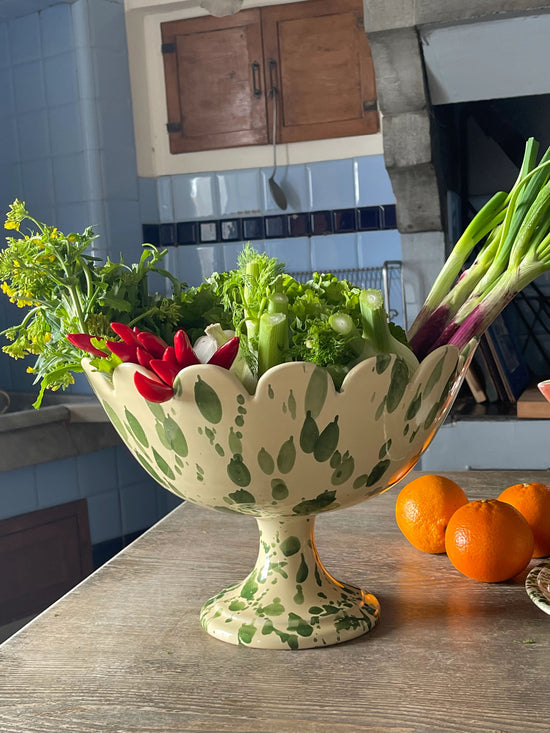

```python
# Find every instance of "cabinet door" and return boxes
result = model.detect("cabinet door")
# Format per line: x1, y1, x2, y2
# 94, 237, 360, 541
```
161, 10, 268, 153
261, 0, 379, 144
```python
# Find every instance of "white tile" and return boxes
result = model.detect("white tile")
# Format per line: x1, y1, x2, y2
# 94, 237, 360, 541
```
40, 3, 74, 57
354, 155, 395, 206
261, 163, 309, 213
44, 52, 79, 107
310, 233, 358, 271
307, 159, 355, 210
217, 168, 262, 216
87, 489, 122, 543
36, 457, 79, 508
222, 241, 247, 271
172, 173, 219, 220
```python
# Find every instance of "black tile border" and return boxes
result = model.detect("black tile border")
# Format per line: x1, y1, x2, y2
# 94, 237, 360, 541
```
142, 204, 397, 247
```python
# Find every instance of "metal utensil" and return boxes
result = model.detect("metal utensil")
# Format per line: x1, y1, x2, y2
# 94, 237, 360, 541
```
268, 85, 288, 211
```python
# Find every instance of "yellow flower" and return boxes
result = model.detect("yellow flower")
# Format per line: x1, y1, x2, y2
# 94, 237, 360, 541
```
26, 366, 35, 373
44, 332, 51, 342
4, 220, 18, 230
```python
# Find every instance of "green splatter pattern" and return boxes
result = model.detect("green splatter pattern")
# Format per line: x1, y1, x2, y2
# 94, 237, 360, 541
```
83, 345, 467, 648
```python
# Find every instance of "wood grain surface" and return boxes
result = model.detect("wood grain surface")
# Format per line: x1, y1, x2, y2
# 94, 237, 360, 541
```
1, 470, 549, 732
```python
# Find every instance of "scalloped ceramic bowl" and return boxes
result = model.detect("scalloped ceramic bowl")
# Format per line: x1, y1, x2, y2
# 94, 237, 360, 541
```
83, 344, 469, 649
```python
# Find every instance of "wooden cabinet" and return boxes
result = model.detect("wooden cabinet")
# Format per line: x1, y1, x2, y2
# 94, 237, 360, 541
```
161, 0, 378, 154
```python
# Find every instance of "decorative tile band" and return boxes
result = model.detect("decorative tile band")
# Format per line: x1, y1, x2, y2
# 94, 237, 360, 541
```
142, 205, 397, 247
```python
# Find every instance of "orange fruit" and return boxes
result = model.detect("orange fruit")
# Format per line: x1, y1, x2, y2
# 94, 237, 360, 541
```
395, 474, 468, 553
498, 482, 550, 558
445, 499, 534, 582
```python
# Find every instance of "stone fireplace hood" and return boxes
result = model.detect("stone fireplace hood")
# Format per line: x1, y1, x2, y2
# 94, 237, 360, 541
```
364, 0, 550, 319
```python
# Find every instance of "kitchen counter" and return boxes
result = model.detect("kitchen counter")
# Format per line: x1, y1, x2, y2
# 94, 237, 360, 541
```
1, 470, 549, 732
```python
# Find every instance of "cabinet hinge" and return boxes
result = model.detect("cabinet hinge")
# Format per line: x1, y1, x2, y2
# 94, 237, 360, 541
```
166, 122, 182, 133
363, 100, 378, 112
161, 42, 176, 54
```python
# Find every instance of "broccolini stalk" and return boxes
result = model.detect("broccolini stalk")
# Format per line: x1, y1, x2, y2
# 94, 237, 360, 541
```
257, 293, 289, 376
360, 289, 419, 375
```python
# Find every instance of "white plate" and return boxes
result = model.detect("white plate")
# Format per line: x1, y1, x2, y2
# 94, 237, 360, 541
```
526, 561, 550, 615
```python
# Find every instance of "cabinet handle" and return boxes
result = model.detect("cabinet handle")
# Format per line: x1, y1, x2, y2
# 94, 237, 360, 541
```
251, 62, 261, 98
268, 59, 278, 95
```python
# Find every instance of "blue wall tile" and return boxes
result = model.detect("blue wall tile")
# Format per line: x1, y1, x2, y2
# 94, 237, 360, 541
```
88, 0, 127, 51
48, 102, 84, 156
116, 445, 152, 488
40, 3, 74, 57
77, 448, 118, 498
101, 148, 139, 200
119, 479, 160, 536
354, 155, 396, 206
138, 177, 159, 222
87, 489, 122, 544
0, 466, 37, 520
18, 110, 50, 161
310, 232, 359, 271
0, 22, 10, 70
13, 61, 46, 114
261, 163, 309, 213
21, 157, 55, 215
157, 177, 174, 222
35, 457, 79, 509
0, 116, 19, 164
0, 67, 14, 115
217, 168, 262, 216
9, 14, 42, 65
97, 96, 135, 153
357, 229, 402, 267
52, 153, 87, 203
307, 159, 355, 210
264, 237, 311, 272
175, 244, 225, 286
44, 51, 79, 107
172, 172, 218, 220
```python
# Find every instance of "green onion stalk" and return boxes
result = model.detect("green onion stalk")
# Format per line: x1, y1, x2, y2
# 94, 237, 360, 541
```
408, 137, 550, 360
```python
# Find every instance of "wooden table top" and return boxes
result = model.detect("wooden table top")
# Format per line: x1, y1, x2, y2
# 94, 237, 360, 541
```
1, 470, 549, 733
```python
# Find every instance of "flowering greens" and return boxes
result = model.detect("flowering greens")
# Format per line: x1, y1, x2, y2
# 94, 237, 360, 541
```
0, 205, 409, 403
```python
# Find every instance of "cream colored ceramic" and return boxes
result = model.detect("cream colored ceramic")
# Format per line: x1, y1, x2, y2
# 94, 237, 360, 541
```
538, 379, 550, 403
83, 344, 468, 649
